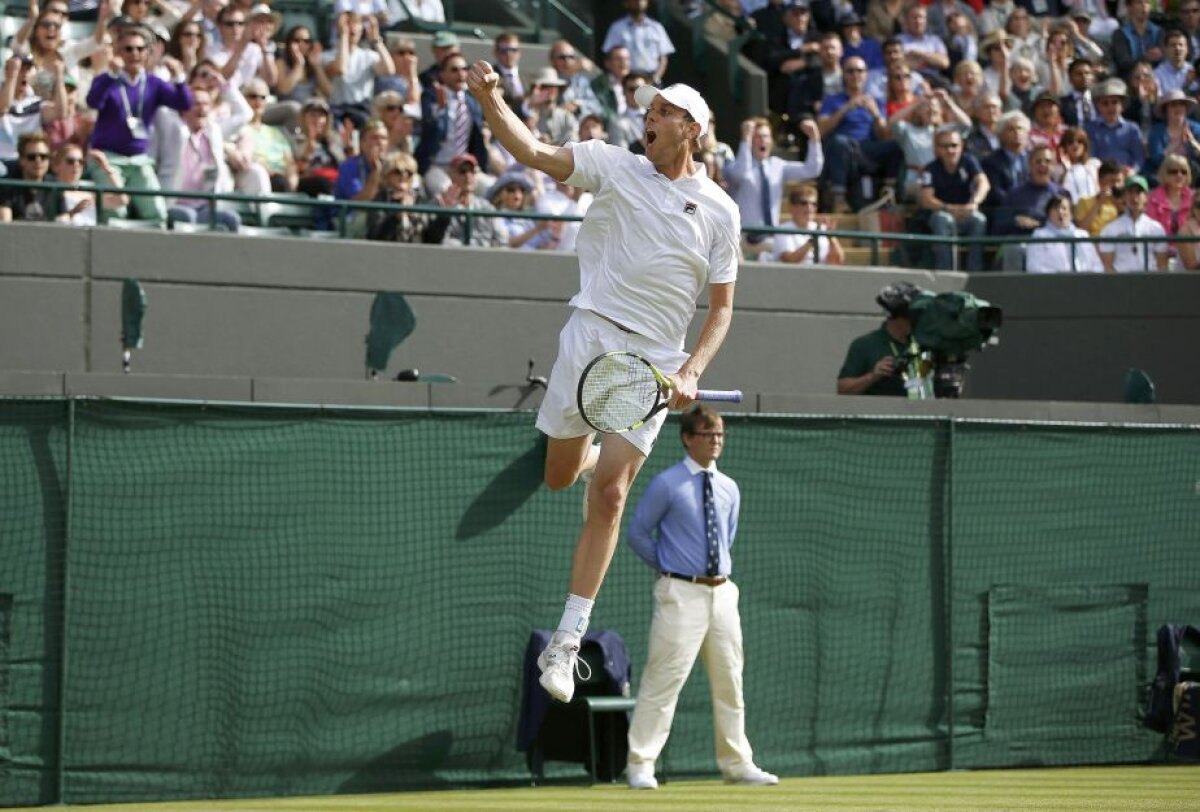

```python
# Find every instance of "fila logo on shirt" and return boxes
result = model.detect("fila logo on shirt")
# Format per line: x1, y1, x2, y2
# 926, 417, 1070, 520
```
683, 201, 697, 215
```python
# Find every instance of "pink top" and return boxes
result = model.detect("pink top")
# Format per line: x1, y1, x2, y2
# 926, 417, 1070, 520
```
1146, 185, 1194, 236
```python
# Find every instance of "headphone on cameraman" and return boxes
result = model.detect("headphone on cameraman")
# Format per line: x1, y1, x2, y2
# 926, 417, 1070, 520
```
876, 282, 920, 318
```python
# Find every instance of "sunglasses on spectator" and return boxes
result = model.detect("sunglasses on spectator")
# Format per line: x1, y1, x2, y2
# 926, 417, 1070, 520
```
383, 104, 403, 112
23, 152, 50, 160
457, 164, 477, 173
223, 19, 246, 27
245, 93, 267, 100
844, 67, 867, 73
1168, 168, 1189, 175
180, 29, 201, 37
123, 45, 147, 53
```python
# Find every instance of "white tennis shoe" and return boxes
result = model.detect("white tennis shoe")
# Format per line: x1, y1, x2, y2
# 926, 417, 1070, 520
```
537, 634, 581, 703
724, 764, 779, 785
626, 763, 658, 790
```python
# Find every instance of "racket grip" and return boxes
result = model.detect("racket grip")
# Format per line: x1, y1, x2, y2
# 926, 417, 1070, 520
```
696, 389, 743, 403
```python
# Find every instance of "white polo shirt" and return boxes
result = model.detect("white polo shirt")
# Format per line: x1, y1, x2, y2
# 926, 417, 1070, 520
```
565, 139, 740, 350
1099, 213, 1168, 273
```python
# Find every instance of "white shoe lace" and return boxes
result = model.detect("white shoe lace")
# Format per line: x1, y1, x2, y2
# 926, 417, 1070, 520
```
574, 651, 592, 682
543, 643, 592, 682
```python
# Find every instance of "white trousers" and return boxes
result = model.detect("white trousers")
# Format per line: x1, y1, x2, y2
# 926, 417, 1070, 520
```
626, 575, 755, 774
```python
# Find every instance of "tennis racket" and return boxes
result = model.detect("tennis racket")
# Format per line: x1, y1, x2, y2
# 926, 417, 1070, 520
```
577, 351, 742, 434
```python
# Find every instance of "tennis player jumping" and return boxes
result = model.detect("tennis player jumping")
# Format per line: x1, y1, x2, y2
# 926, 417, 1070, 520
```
466, 60, 740, 703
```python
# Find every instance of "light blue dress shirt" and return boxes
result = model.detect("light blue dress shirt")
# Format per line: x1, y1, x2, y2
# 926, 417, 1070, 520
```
627, 457, 740, 578
601, 15, 676, 75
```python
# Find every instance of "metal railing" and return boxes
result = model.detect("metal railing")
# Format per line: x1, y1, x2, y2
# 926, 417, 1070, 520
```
1, 177, 1194, 273
742, 222, 1197, 273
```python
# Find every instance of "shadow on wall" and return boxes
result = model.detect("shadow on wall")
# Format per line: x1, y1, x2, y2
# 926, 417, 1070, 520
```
338, 730, 455, 794
455, 435, 547, 541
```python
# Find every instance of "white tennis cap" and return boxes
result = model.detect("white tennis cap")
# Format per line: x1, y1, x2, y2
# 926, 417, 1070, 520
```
634, 83, 711, 138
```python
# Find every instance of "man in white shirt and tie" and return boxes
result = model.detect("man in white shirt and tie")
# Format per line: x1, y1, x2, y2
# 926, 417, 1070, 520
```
723, 115, 823, 257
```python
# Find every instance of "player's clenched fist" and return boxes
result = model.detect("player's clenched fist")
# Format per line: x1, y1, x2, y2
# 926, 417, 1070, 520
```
466, 60, 500, 97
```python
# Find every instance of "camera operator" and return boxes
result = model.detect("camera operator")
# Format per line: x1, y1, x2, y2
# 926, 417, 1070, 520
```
836, 282, 920, 396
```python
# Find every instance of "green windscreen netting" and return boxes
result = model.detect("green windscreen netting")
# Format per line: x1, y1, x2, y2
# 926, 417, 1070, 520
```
1, 400, 1198, 806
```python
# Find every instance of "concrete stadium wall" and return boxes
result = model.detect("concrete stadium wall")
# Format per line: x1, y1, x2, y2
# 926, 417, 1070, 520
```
1, 223, 1199, 415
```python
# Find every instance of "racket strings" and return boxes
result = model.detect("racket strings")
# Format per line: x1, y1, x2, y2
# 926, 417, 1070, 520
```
580, 355, 660, 432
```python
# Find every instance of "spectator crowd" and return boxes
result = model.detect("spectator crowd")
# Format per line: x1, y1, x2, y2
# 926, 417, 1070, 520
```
1, 0, 1198, 271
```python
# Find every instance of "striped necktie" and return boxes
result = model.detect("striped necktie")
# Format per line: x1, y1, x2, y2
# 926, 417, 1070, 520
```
453, 94, 471, 157
702, 471, 719, 577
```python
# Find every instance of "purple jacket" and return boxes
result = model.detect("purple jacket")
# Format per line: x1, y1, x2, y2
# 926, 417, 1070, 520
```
87, 71, 193, 157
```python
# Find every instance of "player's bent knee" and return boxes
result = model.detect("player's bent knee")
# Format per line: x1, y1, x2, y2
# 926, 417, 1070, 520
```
590, 479, 629, 517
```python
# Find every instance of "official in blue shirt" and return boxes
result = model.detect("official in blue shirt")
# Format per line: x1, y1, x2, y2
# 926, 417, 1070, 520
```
624, 406, 777, 791
1086, 78, 1146, 172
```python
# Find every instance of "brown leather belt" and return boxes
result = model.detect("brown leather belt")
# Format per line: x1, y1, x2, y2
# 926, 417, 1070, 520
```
662, 571, 727, 587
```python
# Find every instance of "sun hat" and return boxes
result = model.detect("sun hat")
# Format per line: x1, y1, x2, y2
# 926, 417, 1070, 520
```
1155, 88, 1197, 113
529, 66, 567, 87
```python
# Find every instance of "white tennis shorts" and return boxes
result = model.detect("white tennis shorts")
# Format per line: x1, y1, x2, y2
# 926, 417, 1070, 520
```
535, 309, 690, 457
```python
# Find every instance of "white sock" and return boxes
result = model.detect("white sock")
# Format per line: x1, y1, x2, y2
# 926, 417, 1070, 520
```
555, 593, 594, 642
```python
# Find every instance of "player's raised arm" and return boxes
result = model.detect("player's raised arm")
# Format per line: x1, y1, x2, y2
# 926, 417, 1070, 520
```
466, 59, 574, 182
